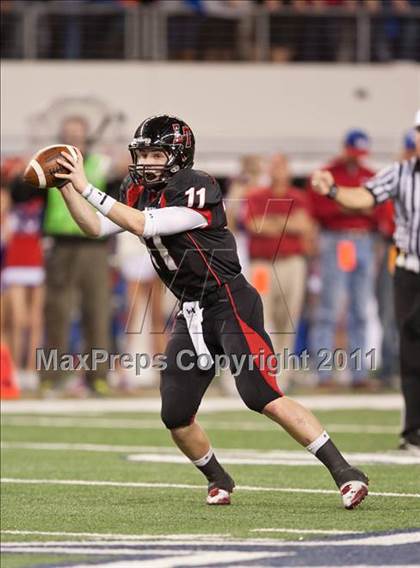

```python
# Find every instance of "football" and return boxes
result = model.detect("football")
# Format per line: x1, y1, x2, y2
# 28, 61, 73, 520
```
23, 144, 78, 188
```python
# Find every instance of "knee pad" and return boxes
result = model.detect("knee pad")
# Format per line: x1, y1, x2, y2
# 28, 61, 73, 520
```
160, 387, 196, 430
236, 374, 281, 414
160, 407, 193, 430
235, 381, 265, 413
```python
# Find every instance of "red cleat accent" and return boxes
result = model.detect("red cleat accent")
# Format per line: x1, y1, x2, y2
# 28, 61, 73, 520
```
340, 481, 369, 510
206, 487, 231, 505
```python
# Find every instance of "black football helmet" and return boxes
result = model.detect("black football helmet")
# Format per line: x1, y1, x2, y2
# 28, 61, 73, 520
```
128, 115, 195, 187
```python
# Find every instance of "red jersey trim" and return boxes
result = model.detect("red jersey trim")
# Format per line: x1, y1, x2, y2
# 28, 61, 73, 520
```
159, 192, 167, 208
126, 184, 143, 207
192, 208, 212, 227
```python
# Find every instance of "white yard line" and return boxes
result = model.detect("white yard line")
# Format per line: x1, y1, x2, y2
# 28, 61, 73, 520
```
64, 564, 410, 568
1, 530, 231, 540
2, 528, 358, 539
1, 478, 419, 499
125, 452, 420, 466
1, 441, 186, 454
251, 528, 360, 535
1, 529, 419, 568
0, 546, 287, 567
1, 416, 399, 434
3, 442, 420, 466
0, 528, 360, 539
1, 532, 419, 548
0, 545, 191, 556
0, 394, 403, 414
324, 424, 398, 434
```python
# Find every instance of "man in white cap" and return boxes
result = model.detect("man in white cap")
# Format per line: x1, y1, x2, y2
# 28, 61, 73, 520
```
312, 110, 420, 453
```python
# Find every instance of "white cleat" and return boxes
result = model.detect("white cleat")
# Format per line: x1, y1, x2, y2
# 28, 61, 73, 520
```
206, 487, 231, 505
340, 480, 369, 510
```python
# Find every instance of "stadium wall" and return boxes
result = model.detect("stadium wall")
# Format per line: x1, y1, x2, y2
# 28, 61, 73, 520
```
2, 62, 419, 163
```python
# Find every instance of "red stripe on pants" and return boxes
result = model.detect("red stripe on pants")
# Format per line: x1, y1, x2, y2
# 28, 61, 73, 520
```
225, 284, 283, 396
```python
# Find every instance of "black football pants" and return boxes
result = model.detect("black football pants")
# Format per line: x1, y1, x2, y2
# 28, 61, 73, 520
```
394, 267, 420, 438
160, 274, 283, 429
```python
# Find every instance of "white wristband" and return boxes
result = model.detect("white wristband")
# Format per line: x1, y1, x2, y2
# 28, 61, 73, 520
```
82, 184, 116, 216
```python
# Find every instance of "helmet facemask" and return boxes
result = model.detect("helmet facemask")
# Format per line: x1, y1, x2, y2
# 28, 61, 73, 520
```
128, 145, 181, 187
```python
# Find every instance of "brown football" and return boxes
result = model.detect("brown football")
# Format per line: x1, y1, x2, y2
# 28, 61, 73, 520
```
23, 145, 78, 188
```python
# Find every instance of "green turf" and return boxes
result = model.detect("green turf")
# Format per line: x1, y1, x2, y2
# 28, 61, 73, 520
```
0, 409, 402, 451
1, 408, 420, 568
0, 555, 91, 568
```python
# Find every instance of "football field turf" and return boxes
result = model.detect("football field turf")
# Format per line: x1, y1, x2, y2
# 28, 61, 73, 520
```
1, 397, 420, 567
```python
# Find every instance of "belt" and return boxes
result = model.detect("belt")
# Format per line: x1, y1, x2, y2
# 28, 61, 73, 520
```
396, 251, 420, 274
178, 273, 246, 312
200, 273, 247, 309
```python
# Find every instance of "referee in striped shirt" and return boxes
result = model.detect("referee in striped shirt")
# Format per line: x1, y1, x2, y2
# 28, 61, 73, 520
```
312, 110, 420, 453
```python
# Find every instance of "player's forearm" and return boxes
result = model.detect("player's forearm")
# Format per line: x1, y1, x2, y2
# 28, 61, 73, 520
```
81, 184, 208, 237
105, 201, 145, 236
60, 183, 101, 237
81, 184, 145, 236
333, 186, 375, 210
76, 184, 145, 236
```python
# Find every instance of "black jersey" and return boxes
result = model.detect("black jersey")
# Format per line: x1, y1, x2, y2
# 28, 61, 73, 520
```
120, 169, 241, 301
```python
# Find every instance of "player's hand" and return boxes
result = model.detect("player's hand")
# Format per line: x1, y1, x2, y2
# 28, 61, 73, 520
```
55, 148, 89, 194
311, 170, 334, 196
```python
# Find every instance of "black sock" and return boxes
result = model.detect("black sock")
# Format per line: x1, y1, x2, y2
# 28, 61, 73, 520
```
193, 451, 234, 491
315, 439, 352, 486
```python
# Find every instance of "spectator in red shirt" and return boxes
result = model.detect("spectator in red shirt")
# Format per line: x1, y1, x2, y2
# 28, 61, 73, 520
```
226, 154, 266, 278
309, 129, 378, 389
245, 153, 315, 388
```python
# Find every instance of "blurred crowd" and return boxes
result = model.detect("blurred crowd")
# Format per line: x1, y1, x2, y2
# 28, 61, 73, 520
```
1, 0, 419, 61
1, 114, 416, 397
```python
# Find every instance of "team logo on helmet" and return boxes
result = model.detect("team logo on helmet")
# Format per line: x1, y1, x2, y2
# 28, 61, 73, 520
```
172, 123, 192, 148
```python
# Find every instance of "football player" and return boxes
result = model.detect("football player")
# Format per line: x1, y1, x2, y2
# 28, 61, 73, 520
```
55, 115, 368, 509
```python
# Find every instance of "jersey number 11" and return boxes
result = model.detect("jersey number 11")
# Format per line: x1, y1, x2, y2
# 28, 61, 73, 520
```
185, 187, 206, 209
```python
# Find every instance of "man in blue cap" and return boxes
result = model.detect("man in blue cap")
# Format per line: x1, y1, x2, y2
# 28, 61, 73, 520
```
312, 110, 420, 452
309, 129, 378, 390
401, 129, 416, 161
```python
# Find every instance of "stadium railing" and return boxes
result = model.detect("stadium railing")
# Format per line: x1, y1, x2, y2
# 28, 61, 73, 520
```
1, 2, 420, 62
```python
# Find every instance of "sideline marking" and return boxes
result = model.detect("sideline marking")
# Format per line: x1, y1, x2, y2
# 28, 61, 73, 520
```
126, 452, 420, 467
3, 442, 419, 466
1, 531, 420, 547
0, 416, 399, 435
1, 530, 231, 540
0, 394, 403, 414
252, 528, 361, 535
2, 478, 419, 499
